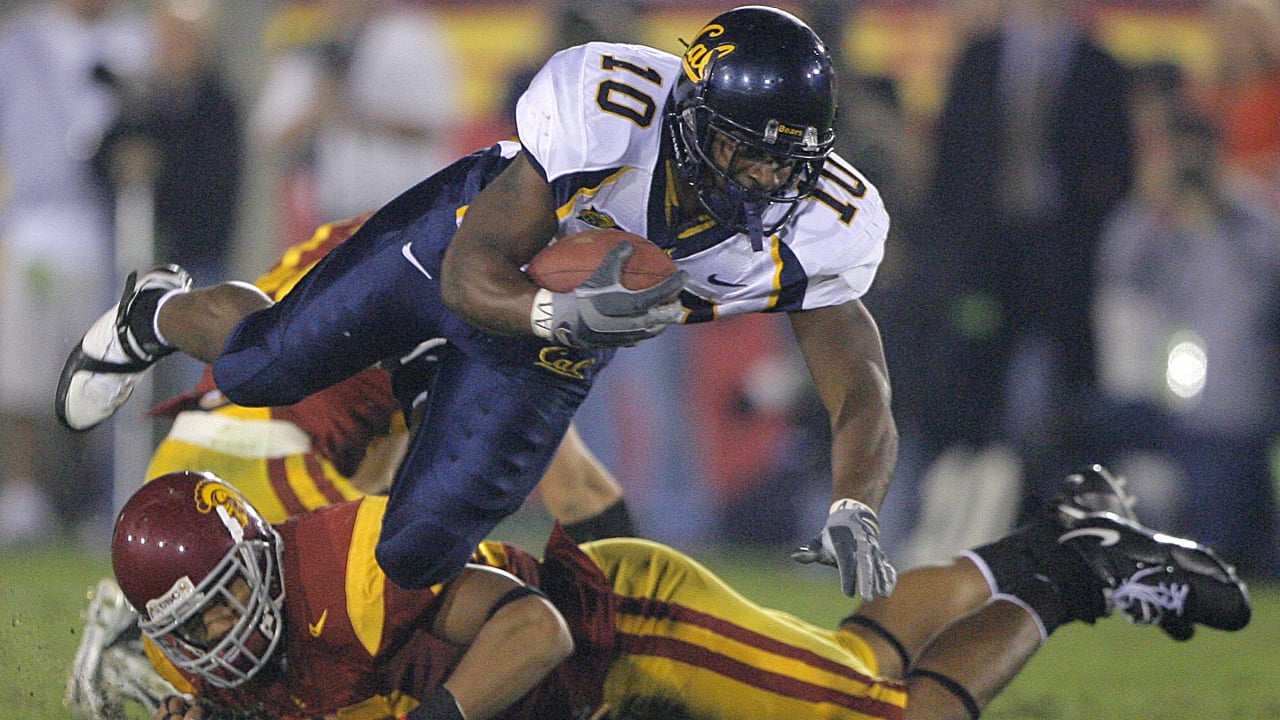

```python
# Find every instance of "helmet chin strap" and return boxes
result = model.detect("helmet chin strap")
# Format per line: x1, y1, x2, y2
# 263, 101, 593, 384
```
743, 199, 766, 252
726, 183, 767, 251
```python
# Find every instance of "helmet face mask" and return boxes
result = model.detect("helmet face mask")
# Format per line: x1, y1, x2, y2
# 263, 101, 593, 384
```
140, 536, 284, 688
675, 116, 824, 233
112, 472, 286, 689
669, 7, 837, 246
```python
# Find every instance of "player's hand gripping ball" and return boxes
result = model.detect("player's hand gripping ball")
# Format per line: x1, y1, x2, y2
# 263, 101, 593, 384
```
526, 228, 677, 293
526, 228, 685, 349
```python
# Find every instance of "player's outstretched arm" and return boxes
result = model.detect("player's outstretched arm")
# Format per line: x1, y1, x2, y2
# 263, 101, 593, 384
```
788, 299, 899, 598
348, 429, 411, 494
426, 565, 573, 720
538, 423, 637, 542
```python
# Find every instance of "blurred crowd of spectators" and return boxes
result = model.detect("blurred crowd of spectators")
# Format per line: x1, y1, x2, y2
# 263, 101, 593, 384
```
0, 0, 1277, 581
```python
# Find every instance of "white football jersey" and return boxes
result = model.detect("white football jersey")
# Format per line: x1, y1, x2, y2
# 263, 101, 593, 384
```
516, 42, 889, 323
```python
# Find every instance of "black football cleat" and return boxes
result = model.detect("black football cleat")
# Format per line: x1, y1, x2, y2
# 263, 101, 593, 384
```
56, 265, 191, 431
1053, 464, 1138, 525
1058, 515, 1251, 641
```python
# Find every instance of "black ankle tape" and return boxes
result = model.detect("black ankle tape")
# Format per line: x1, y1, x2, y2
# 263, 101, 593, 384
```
908, 668, 981, 720
562, 499, 635, 543
127, 288, 172, 356
841, 614, 911, 672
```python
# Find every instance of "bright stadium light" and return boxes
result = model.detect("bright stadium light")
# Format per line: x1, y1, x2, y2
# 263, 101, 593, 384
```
1165, 330, 1206, 401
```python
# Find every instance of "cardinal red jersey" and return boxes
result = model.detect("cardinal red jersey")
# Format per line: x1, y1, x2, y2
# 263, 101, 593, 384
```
149, 497, 600, 720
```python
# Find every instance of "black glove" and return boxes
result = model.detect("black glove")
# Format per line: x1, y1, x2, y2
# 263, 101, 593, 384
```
533, 242, 686, 349
791, 499, 897, 600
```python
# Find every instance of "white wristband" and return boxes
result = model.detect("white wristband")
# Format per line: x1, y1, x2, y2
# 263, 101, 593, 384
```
530, 287, 554, 339
830, 498, 860, 513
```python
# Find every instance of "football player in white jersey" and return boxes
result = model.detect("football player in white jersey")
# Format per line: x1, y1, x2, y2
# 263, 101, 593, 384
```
56, 7, 897, 601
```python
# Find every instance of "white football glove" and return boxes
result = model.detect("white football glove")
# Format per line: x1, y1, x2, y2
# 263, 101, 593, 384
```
792, 499, 897, 600
532, 242, 686, 349
66, 577, 176, 719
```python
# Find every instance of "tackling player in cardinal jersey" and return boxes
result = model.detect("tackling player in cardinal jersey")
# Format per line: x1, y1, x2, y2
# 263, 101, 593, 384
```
117, 468, 1249, 720
58, 7, 897, 600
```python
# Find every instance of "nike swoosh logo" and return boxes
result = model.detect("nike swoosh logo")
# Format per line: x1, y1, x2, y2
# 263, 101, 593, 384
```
308, 609, 328, 637
707, 273, 746, 288
402, 243, 432, 280
1058, 527, 1121, 547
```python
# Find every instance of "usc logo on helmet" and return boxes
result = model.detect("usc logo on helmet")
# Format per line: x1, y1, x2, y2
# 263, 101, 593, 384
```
194, 476, 251, 531
682, 23, 735, 83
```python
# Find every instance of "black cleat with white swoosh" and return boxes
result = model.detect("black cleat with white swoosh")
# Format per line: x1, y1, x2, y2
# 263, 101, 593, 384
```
1057, 515, 1251, 641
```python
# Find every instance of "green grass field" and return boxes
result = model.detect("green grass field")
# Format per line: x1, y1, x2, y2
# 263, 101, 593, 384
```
4, 521, 1277, 719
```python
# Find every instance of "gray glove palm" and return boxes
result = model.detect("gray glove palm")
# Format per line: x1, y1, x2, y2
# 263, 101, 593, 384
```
792, 498, 897, 600
542, 242, 687, 349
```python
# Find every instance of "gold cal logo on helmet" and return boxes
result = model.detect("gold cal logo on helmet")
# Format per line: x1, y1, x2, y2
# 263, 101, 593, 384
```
682, 23, 735, 83
193, 476, 250, 529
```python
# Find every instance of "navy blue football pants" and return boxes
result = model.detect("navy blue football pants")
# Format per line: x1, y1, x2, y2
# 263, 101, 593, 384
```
211, 169, 611, 588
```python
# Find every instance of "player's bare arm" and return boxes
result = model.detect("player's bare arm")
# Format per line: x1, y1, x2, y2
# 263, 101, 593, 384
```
430, 564, 573, 720
441, 151, 558, 337
789, 299, 897, 511
789, 299, 899, 598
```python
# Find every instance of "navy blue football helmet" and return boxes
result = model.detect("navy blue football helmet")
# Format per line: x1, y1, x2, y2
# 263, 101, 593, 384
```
669, 6, 837, 248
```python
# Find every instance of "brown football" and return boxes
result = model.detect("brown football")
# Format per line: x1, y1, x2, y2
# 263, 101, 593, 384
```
526, 228, 677, 293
